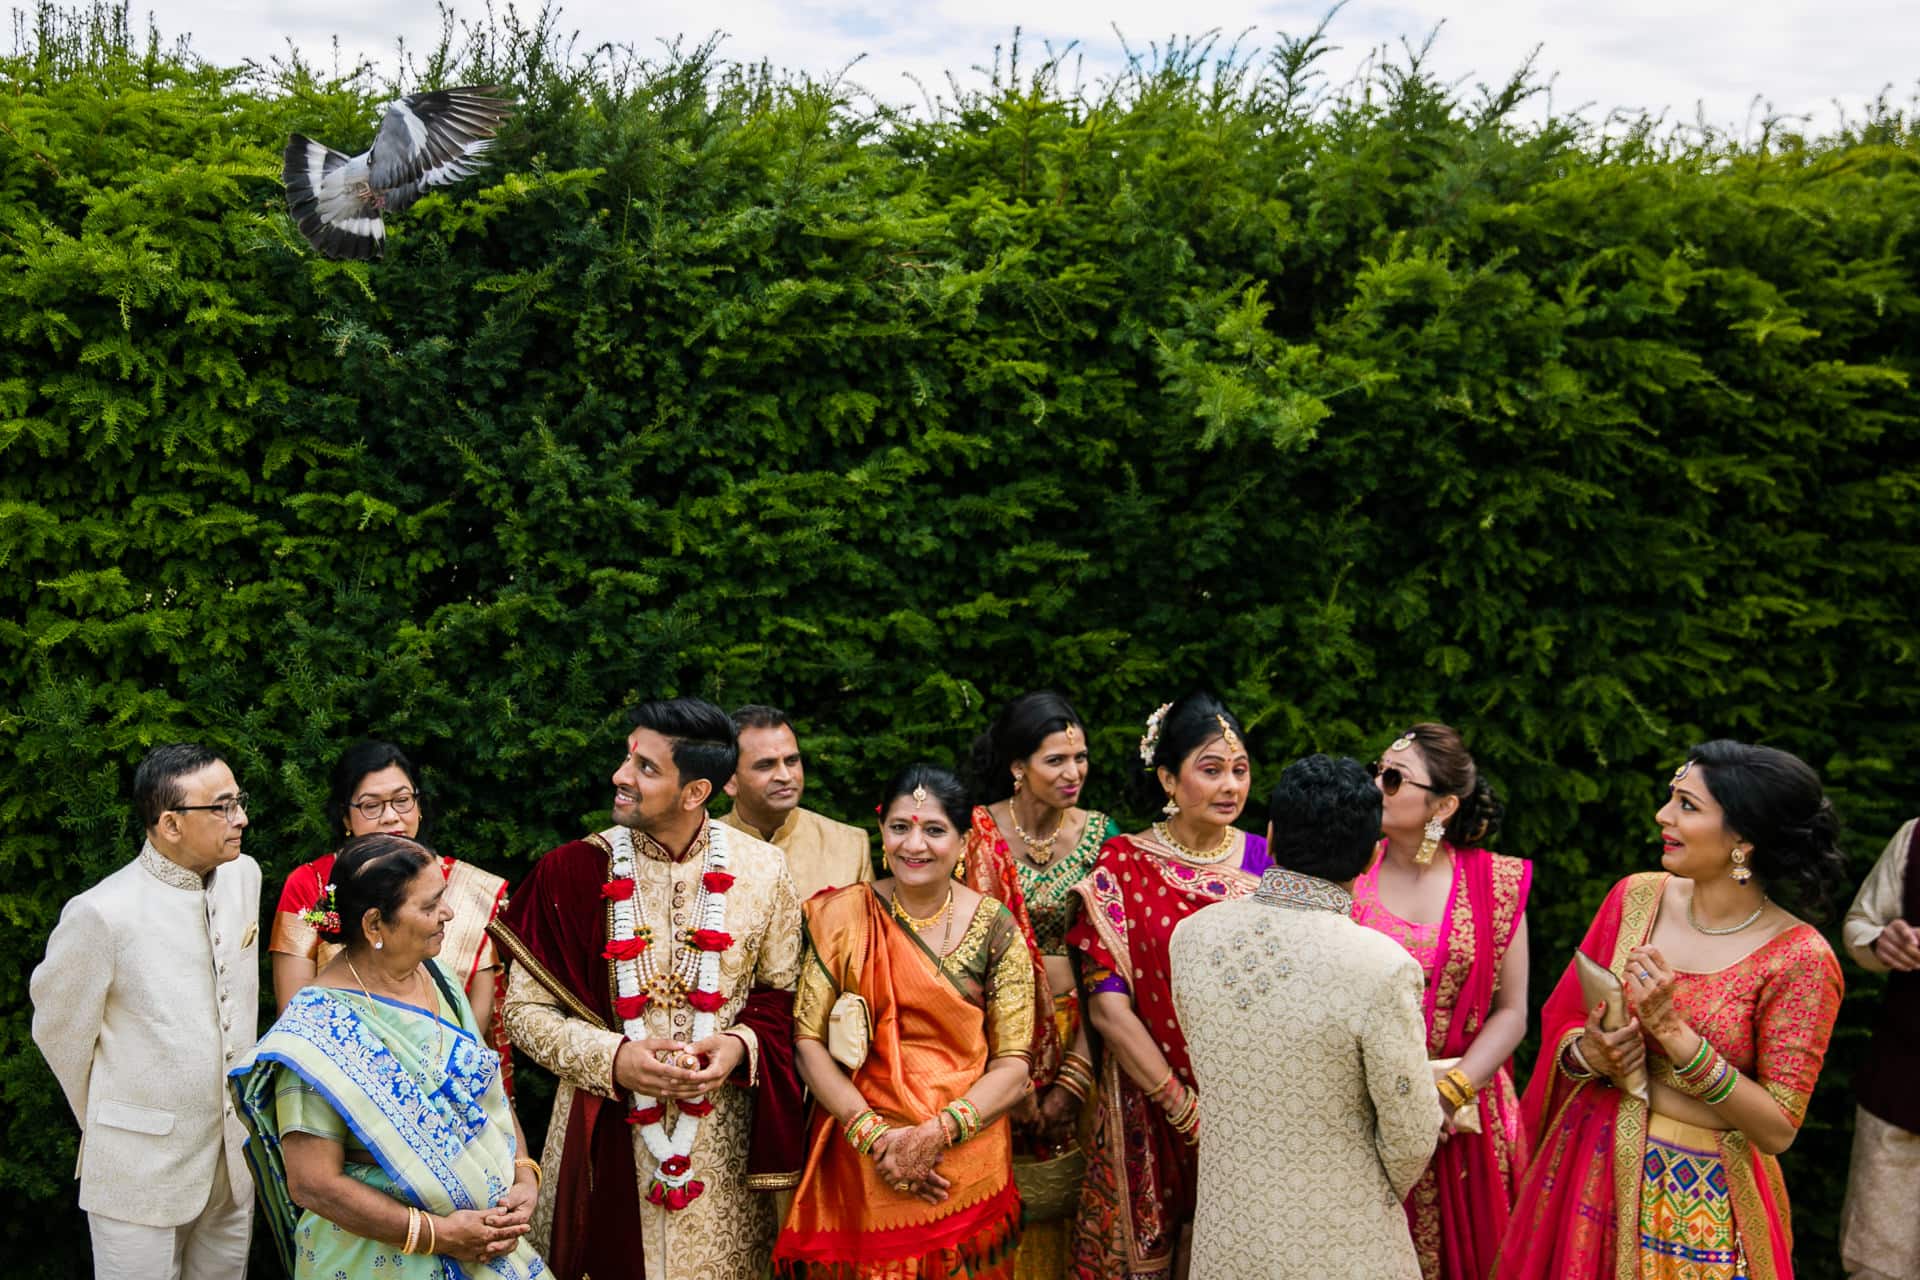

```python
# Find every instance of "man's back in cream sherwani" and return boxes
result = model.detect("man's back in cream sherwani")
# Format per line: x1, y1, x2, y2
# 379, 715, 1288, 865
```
1171, 866, 1437, 1280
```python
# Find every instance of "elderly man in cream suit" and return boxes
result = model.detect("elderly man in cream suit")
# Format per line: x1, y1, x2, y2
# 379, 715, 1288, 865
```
1172, 754, 1436, 1280
31, 742, 262, 1279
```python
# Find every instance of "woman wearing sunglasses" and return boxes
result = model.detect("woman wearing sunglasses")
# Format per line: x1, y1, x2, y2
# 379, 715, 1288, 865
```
268, 741, 514, 1086
1352, 724, 1531, 1280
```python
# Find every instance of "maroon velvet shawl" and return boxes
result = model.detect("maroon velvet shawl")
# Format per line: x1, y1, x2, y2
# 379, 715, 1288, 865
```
490, 836, 804, 1280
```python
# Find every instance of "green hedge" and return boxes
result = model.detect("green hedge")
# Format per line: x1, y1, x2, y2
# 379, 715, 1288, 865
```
3, 6, 1916, 1274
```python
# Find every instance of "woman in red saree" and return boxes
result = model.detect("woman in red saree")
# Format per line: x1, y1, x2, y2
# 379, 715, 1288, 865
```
963, 691, 1118, 1279
1494, 740, 1847, 1280
1352, 722, 1532, 1280
269, 742, 513, 1087
776, 764, 1037, 1279
1065, 692, 1270, 1279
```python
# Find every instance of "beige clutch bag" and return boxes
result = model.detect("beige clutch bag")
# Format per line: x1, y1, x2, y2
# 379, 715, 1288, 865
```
1429, 1058, 1482, 1134
827, 992, 871, 1072
1574, 952, 1651, 1103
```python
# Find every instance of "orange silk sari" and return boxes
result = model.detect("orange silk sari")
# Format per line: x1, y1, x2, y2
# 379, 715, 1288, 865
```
777, 885, 1021, 1278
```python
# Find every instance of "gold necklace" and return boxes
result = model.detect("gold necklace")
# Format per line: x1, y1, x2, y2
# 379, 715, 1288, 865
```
1007, 800, 1064, 866
890, 883, 954, 932
347, 954, 444, 1067
1152, 820, 1236, 864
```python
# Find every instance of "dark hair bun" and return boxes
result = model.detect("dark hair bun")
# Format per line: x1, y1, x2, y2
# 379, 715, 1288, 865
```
327, 833, 434, 949
1446, 776, 1504, 849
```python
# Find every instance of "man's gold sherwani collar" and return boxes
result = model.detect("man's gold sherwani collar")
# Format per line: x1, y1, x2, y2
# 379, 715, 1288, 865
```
1252, 866, 1352, 915
138, 839, 211, 891
632, 817, 712, 865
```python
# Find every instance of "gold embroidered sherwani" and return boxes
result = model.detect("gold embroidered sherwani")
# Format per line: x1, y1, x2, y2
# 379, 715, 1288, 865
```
1169, 868, 1436, 1280
718, 804, 872, 904
501, 822, 802, 1280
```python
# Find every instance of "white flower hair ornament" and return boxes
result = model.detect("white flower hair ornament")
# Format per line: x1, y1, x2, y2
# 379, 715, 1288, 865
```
1138, 702, 1174, 767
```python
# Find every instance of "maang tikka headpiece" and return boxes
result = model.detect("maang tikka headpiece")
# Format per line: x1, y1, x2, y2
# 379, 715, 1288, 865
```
1064, 722, 1081, 749
1672, 760, 1693, 784
1215, 714, 1243, 755
1390, 731, 1417, 753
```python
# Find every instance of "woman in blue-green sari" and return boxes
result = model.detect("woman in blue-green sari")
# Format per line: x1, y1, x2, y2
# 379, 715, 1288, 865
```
230, 833, 545, 1278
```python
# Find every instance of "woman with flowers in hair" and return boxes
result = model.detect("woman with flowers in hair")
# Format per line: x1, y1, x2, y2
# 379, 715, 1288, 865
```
1493, 740, 1846, 1280
230, 832, 545, 1278
774, 764, 1036, 1279
1065, 692, 1270, 1279
1352, 723, 1531, 1280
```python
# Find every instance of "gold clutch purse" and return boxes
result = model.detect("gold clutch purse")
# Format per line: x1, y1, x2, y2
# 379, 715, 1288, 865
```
1429, 1058, 1482, 1134
1574, 951, 1650, 1103
827, 992, 871, 1071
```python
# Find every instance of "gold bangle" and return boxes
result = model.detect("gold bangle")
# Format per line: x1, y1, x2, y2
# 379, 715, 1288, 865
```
514, 1156, 543, 1188
403, 1206, 421, 1255
1146, 1068, 1175, 1100
423, 1213, 437, 1256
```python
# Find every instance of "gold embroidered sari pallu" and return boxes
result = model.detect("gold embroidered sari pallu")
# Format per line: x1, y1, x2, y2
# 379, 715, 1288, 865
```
777, 885, 1032, 1278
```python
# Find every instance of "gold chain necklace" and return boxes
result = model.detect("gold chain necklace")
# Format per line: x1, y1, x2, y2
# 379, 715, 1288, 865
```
1007, 801, 1064, 866
1687, 895, 1768, 936
347, 954, 444, 1067
1152, 820, 1236, 864
890, 883, 954, 933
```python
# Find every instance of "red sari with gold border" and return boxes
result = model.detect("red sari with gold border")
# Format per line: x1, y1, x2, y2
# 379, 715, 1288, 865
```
1063, 829, 1270, 1279
1493, 872, 1842, 1280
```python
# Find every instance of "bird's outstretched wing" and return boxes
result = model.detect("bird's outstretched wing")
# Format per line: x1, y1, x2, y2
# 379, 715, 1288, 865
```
367, 85, 516, 209
282, 134, 384, 261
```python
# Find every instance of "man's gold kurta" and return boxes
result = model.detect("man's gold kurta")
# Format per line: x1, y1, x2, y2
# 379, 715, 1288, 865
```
718, 805, 872, 904
504, 823, 802, 1280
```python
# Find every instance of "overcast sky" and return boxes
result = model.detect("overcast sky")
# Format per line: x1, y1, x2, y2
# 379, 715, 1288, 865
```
109, 1, 1920, 136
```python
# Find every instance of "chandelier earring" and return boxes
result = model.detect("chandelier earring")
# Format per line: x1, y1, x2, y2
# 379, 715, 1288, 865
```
1416, 815, 1445, 865
1013, 772, 1025, 796
1163, 791, 1181, 818
952, 851, 967, 881
1730, 845, 1752, 885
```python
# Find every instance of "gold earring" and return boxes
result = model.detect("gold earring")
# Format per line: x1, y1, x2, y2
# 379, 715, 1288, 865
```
1416, 816, 1444, 865
952, 852, 967, 881
1013, 773, 1025, 795
1730, 846, 1752, 885
1163, 793, 1181, 817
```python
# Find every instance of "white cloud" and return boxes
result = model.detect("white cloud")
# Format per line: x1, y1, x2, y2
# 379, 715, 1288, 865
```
112, 0, 1920, 135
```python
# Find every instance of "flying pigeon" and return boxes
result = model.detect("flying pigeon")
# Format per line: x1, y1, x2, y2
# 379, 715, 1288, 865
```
282, 85, 516, 261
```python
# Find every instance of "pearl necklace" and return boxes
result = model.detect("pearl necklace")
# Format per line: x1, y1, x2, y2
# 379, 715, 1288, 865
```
1688, 894, 1768, 936
1152, 820, 1236, 865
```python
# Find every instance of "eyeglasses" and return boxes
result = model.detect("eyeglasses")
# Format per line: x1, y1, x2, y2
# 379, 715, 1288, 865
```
1367, 762, 1438, 797
173, 792, 251, 822
351, 790, 419, 820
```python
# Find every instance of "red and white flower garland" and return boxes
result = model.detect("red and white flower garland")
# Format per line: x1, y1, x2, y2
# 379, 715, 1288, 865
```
601, 823, 736, 1211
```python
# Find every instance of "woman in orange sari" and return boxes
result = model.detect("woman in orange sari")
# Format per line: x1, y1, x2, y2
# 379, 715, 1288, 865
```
776, 764, 1037, 1279
1066, 692, 1269, 1279
963, 691, 1116, 1278
1352, 723, 1531, 1280
1494, 740, 1846, 1280
269, 742, 513, 1086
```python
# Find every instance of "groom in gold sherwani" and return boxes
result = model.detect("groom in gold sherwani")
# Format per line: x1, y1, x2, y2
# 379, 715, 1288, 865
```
491, 698, 804, 1280
1171, 754, 1437, 1280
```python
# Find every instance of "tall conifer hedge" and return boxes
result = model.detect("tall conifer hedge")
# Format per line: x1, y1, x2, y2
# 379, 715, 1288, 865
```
2, 5, 1915, 1273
